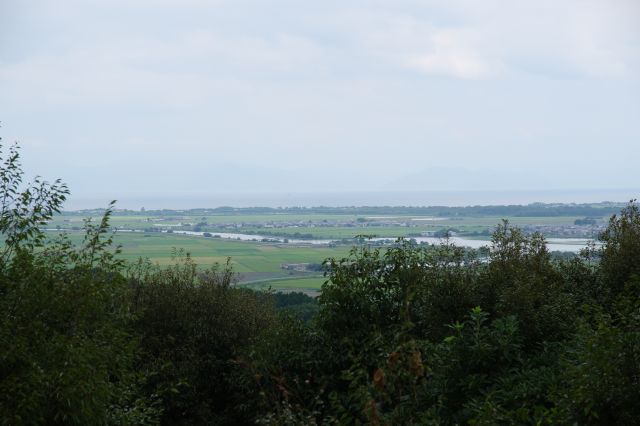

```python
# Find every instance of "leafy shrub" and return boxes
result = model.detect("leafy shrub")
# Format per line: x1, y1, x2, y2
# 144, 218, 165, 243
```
130, 255, 277, 425
0, 142, 154, 424
599, 200, 640, 296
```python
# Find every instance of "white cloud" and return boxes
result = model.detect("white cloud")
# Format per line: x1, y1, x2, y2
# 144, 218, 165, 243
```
403, 29, 494, 79
0, 0, 638, 196
340, 0, 639, 80
0, 29, 327, 110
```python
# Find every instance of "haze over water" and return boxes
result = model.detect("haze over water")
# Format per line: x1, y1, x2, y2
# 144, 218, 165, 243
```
66, 188, 639, 210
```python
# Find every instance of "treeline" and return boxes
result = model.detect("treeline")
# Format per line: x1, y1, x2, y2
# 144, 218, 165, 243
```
2, 144, 639, 424
64, 203, 625, 219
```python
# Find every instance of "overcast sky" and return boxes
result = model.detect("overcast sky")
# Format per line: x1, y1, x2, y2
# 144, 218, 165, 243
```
1, 0, 639, 207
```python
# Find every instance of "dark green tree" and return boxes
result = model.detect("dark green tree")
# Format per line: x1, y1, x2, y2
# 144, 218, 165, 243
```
0, 141, 157, 424
599, 200, 640, 296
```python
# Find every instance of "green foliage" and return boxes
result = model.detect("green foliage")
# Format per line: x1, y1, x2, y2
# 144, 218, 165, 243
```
130, 254, 277, 425
0, 142, 68, 264
273, 291, 315, 308
319, 239, 479, 344
482, 221, 575, 346
248, 314, 335, 425
599, 200, 640, 296
273, 292, 319, 322
0, 143, 153, 424
2, 139, 639, 425
553, 278, 640, 425
254, 204, 640, 425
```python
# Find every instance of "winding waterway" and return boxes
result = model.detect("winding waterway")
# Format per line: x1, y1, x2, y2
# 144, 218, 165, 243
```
160, 230, 594, 253
45, 227, 596, 252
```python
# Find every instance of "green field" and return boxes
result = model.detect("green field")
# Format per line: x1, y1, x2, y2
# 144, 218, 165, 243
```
240, 276, 327, 294
48, 213, 362, 228
237, 216, 582, 239
49, 212, 584, 240
49, 230, 348, 291
47, 206, 610, 292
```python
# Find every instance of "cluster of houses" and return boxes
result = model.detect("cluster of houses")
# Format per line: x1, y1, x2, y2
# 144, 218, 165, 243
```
519, 223, 605, 238
145, 216, 604, 239
170, 217, 438, 231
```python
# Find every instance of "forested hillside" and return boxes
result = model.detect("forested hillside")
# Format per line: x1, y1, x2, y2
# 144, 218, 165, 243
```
1, 144, 639, 425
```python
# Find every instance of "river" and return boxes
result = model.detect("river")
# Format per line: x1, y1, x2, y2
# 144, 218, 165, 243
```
163, 230, 593, 253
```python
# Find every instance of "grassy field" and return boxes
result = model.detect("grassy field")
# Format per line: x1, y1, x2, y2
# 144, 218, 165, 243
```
46, 209, 599, 292
240, 276, 327, 293
59, 232, 350, 270
237, 217, 582, 239
49, 230, 347, 291
50, 212, 583, 240
48, 213, 362, 227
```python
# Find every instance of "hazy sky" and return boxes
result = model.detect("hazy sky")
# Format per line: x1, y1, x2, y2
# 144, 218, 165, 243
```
1, 0, 639, 206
